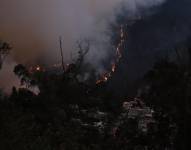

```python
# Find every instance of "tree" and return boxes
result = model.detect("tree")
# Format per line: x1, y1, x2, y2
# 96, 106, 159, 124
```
140, 58, 191, 150
0, 41, 11, 69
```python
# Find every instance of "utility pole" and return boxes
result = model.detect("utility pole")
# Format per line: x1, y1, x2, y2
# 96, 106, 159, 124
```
59, 36, 65, 72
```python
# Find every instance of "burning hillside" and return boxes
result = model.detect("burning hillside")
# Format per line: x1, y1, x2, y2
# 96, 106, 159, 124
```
2, 0, 191, 149
26, 23, 128, 86
96, 24, 127, 84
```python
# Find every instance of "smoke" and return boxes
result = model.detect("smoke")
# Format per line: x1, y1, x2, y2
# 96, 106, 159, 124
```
0, 0, 165, 64
0, 57, 20, 93
0, 57, 40, 94
0, 0, 166, 92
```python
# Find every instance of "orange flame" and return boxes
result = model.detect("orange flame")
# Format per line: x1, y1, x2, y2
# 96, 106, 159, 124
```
96, 24, 126, 85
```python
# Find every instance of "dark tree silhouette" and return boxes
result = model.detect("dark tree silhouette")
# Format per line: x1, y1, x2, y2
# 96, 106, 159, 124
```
0, 41, 11, 69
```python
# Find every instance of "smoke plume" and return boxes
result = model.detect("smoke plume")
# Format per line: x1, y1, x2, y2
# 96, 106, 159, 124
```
0, 0, 166, 92
0, 58, 20, 93
0, 0, 165, 64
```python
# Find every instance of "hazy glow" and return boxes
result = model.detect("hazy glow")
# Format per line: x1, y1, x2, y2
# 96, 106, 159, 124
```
0, 0, 165, 64
0, 0, 165, 92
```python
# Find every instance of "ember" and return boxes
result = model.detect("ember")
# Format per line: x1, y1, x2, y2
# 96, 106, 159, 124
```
96, 24, 127, 84
36, 66, 41, 71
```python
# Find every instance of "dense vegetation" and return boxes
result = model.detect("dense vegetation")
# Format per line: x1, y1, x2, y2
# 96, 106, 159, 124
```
0, 41, 191, 150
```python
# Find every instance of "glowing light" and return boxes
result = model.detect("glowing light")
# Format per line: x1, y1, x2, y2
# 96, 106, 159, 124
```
28, 25, 127, 86
112, 63, 116, 72
96, 24, 126, 85
36, 66, 41, 71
